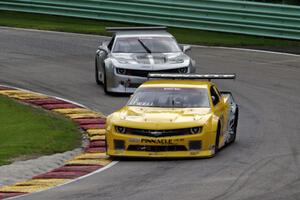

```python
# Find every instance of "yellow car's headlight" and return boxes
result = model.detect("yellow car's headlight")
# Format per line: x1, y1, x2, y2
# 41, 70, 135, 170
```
190, 126, 203, 134
115, 126, 127, 134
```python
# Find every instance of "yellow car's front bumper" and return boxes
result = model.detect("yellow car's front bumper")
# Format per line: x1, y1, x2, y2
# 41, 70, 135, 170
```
106, 131, 216, 158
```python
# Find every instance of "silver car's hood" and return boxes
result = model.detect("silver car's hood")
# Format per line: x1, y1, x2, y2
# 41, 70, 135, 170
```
111, 52, 190, 67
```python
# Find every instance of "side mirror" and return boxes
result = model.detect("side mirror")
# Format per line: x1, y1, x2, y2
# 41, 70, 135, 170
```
98, 45, 110, 53
211, 96, 216, 103
182, 45, 191, 53
211, 96, 220, 106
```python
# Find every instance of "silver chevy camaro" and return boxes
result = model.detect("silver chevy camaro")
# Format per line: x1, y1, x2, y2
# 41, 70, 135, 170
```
95, 27, 195, 94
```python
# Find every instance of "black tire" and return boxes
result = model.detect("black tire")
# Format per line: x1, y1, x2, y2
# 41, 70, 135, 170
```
103, 67, 109, 94
95, 60, 102, 85
214, 123, 221, 155
230, 108, 239, 144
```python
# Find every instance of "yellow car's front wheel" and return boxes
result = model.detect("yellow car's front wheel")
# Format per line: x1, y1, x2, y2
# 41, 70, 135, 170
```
213, 123, 221, 155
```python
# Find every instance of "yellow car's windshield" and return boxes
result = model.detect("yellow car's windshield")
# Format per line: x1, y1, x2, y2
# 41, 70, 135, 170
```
128, 87, 210, 108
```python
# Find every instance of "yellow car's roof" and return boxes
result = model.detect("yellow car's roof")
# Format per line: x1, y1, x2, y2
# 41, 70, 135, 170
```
140, 79, 213, 89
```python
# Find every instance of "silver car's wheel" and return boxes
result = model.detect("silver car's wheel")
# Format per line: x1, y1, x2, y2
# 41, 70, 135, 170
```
95, 59, 102, 85
229, 108, 239, 144
103, 67, 109, 94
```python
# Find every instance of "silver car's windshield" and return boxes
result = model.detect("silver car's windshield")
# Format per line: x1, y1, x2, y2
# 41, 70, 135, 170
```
128, 87, 210, 108
113, 37, 181, 53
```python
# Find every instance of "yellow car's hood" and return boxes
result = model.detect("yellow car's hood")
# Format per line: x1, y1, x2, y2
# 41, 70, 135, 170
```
111, 106, 212, 129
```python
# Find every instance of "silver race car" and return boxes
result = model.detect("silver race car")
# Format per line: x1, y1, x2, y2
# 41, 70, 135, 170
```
95, 27, 195, 94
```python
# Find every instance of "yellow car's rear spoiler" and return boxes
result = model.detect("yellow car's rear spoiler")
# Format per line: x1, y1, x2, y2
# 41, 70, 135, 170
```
148, 73, 236, 81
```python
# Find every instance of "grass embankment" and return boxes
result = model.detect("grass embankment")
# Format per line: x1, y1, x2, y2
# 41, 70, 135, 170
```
1, 11, 300, 51
0, 95, 81, 166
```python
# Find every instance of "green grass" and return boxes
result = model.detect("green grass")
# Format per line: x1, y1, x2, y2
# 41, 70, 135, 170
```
0, 95, 81, 166
1, 11, 300, 49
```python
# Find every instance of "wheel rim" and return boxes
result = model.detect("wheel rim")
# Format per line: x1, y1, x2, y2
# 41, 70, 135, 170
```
98, 70, 103, 82
103, 69, 108, 93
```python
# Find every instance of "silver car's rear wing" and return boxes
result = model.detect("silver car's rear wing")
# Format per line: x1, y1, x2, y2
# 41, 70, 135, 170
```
148, 73, 236, 81
106, 26, 167, 32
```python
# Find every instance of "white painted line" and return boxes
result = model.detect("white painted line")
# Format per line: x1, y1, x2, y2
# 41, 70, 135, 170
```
53, 96, 86, 108
188, 44, 300, 57
66, 161, 118, 182
0, 26, 110, 39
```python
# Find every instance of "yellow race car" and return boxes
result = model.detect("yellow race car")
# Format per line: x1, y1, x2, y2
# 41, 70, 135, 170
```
106, 74, 238, 158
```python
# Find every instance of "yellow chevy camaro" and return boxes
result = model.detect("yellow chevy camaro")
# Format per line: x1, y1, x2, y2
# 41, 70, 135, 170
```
106, 74, 238, 158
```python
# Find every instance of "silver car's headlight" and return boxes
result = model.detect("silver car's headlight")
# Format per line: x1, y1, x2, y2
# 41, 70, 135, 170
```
168, 55, 185, 64
116, 68, 127, 75
116, 58, 136, 64
117, 58, 129, 64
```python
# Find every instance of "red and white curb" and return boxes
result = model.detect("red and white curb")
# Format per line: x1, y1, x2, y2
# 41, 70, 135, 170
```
0, 85, 116, 199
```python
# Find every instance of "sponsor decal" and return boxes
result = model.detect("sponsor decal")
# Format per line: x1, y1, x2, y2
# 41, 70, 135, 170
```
141, 139, 173, 144
128, 138, 141, 143
140, 138, 184, 145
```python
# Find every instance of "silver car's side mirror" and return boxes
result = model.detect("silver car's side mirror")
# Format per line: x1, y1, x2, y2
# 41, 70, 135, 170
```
182, 45, 191, 53
98, 45, 110, 53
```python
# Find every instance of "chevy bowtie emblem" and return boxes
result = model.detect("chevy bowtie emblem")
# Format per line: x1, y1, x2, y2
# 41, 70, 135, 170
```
150, 131, 163, 136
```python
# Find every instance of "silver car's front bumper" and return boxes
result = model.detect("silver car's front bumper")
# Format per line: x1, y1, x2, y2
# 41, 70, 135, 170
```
107, 72, 146, 93
106, 65, 195, 93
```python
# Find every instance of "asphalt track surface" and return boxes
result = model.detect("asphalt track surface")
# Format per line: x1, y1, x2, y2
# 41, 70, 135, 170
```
1, 27, 300, 200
